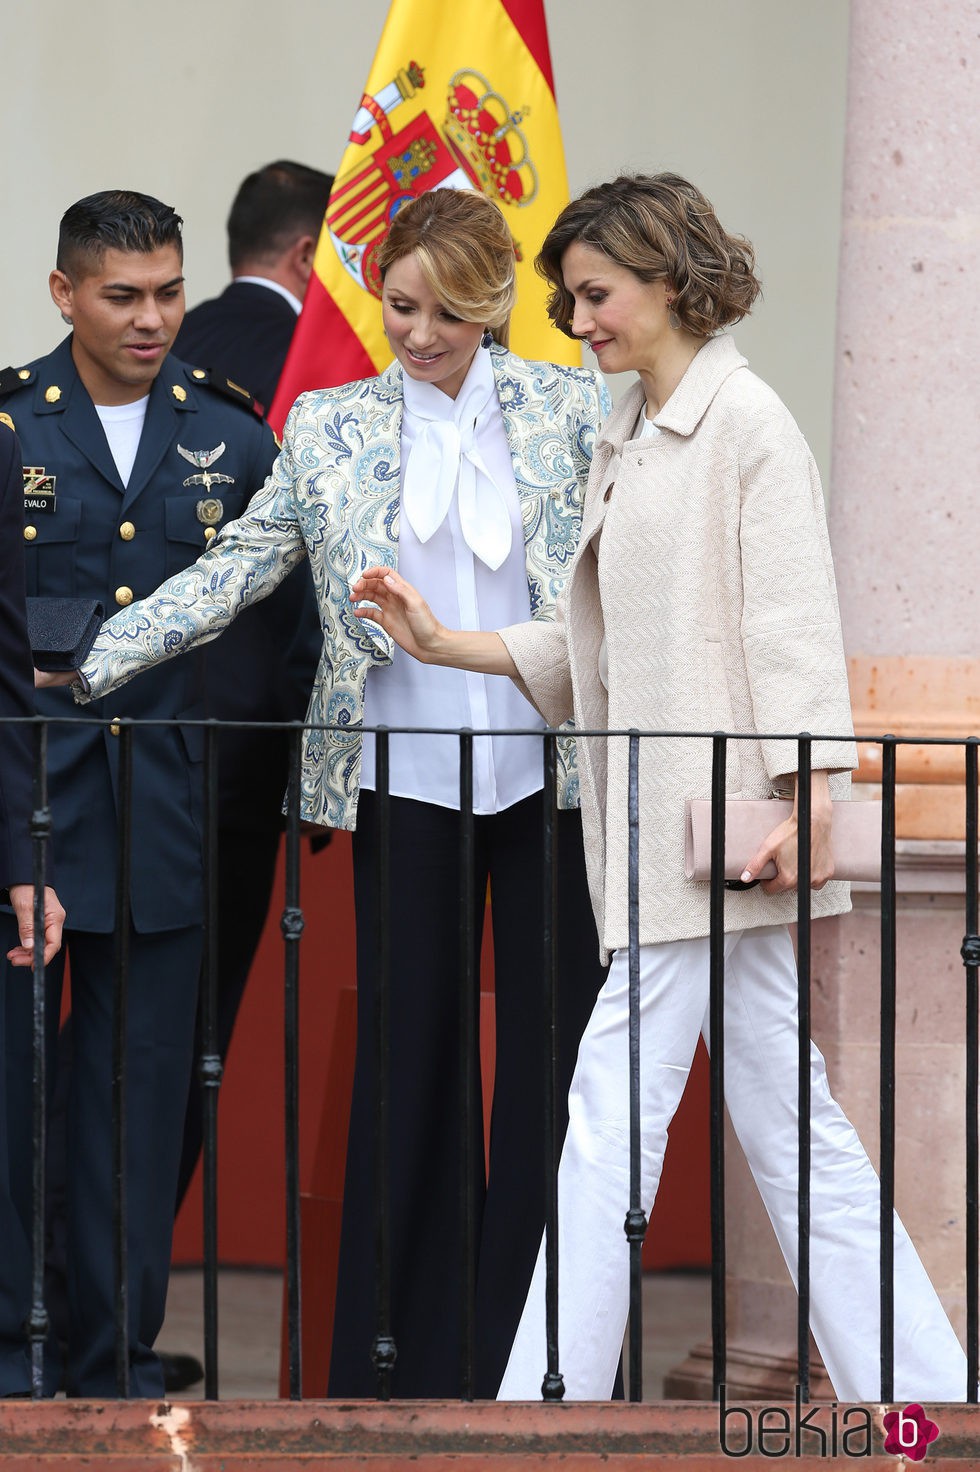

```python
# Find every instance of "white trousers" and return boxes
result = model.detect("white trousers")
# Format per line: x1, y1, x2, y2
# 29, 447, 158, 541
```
498, 926, 969, 1402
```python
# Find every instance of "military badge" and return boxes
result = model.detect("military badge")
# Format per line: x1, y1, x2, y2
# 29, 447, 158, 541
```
177, 442, 235, 492
23, 466, 57, 514
195, 498, 223, 526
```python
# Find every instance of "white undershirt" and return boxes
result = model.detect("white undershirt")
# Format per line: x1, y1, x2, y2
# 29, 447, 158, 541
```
95, 396, 150, 487
360, 349, 544, 813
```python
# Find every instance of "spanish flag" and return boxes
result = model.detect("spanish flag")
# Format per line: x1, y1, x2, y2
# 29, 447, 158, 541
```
269, 0, 578, 433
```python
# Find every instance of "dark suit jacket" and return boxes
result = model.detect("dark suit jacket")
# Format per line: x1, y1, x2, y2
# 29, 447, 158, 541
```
174, 280, 322, 835
174, 280, 298, 418
0, 426, 35, 889
0, 338, 281, 931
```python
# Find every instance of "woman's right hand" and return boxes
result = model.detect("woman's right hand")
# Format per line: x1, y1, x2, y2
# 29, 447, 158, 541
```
350, 566, 518, 677
351, 566, 444, 663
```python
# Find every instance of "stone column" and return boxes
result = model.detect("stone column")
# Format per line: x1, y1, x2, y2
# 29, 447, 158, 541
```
667, 0, 979, 1400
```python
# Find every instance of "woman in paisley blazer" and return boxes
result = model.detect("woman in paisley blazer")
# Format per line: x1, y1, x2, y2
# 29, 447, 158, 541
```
68, 189, 610, 1398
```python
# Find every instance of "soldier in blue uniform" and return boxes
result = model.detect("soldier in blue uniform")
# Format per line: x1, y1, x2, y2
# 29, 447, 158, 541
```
0, 191, 282, 1397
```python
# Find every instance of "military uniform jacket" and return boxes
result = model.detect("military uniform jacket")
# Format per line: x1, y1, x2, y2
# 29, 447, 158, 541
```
78, 346, 610, 831
0, 337, 279, 931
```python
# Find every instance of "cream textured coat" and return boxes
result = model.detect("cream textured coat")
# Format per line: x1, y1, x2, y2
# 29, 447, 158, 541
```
501, 335, 858, 960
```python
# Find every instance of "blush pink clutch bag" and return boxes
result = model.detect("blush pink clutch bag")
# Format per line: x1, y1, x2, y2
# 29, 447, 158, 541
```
684, 798, 882, 883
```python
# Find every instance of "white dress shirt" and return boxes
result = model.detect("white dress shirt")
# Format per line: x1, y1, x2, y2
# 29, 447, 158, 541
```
360, 347, 545, 813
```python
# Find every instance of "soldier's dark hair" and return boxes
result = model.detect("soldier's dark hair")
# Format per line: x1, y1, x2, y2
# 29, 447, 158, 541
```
57, 190, 184, 277
537, 172, 761, 339
227, 161, 334, 271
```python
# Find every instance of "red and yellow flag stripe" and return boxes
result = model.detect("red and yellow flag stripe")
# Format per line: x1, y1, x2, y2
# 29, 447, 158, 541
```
269, 0, 578, 433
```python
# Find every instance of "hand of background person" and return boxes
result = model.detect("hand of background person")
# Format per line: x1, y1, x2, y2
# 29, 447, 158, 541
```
6, 884, 66, 966
34, 669, 78, 689
351, 566, 446, 663
740, 771, 835, 894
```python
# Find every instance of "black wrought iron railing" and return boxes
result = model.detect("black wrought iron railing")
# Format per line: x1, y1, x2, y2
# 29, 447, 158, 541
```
4, 716, 979, 1405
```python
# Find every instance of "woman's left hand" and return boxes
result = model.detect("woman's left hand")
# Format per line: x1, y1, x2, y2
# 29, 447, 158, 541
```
739, 771, 835, 894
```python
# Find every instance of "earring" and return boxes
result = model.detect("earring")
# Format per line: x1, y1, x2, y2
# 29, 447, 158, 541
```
481, 327, 493, 349
61, 312, 72, 326
666, 295, 680, 331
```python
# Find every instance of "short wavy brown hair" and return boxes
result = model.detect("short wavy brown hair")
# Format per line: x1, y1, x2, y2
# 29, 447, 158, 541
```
536, 173, 761, 339
376, 189, 517, 348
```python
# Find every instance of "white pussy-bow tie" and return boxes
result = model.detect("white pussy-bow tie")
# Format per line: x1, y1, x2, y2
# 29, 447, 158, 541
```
400, 376, 513, 571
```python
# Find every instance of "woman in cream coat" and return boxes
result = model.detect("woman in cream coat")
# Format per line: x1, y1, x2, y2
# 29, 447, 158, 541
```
63, 190, 611, 1398
352, 173, 969, 1402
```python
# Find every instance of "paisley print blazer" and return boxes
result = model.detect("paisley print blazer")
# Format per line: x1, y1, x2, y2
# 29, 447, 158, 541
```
79, 346, 610, 830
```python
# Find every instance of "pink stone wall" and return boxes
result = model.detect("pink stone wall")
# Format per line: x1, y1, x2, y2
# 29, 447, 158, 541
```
830, 0, 980, 658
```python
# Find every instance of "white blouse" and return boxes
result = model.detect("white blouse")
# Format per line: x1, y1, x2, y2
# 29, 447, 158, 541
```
360, 347, 545, 813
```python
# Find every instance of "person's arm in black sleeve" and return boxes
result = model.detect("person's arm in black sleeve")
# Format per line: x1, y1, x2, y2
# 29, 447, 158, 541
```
0, 425, 65, 965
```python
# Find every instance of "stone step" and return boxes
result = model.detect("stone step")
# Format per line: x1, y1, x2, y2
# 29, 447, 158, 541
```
0, 1399, 976, 1467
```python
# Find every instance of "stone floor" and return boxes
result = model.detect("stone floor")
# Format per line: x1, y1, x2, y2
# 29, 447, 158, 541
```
157, 1266, 712, 1401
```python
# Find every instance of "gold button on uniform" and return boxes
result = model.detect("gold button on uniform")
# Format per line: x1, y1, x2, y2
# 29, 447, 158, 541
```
115, 585, 134, 607
110, 719, 121, 737
192, 368, 206, 380
204, 526, 217, 542
119, 521, 136, 541
24, 525, 37, 541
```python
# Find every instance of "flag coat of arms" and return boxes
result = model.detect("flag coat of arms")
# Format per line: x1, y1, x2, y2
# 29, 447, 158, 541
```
269, 0, 578, 432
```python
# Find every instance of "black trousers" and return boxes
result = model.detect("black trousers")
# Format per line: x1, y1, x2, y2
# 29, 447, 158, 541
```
0, 921, 200, 1397
328, 791, 607, 1399
177, 825, 283, 1207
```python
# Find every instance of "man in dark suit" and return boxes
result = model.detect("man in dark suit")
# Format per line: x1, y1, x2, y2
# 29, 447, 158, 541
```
0, 191, 282, 1398
175, 160, 334, 417
0, 424, 65, 972
171, 161, 330, 1223
0, 424, 65, 1399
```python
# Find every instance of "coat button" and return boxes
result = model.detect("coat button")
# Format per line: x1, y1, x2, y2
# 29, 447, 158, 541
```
24, 525, 37, 540
115, 585, 134, 607
204, 526, 217, 542
119, 521, 136, 541
109, 719, 121, 737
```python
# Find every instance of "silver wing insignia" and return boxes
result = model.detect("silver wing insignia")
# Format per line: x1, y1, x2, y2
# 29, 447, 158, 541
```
177, 442, 227, 469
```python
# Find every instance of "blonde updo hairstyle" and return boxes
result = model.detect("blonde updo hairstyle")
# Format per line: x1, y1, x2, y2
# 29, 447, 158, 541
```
537, 172, 761, 339
376, 189, 517, 349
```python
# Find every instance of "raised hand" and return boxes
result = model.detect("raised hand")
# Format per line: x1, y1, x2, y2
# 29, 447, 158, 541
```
351, 566, 444, 663
350, 566, 517, 677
